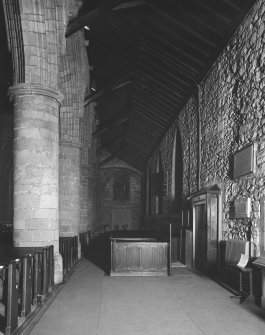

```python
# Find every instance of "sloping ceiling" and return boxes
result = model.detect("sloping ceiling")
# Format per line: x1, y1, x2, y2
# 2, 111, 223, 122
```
67, 0, 257, 171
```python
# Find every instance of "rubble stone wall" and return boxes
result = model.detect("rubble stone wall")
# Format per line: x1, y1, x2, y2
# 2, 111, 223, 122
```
147, 0, 265, 255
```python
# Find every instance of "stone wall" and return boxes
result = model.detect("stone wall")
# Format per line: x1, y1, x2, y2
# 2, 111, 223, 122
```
99, 163, 141, 231
80, 103, 97, 233
0, 0, 88, 282
147, 124, 184, 216
58, 17, 90, 238
146, 0, 265, 255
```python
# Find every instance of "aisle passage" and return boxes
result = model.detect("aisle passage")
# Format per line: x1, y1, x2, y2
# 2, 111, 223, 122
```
30, 260, 265, 335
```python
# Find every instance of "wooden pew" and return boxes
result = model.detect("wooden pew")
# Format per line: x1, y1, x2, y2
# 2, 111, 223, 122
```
49, 246, 54, 290
33, 252, 42, 304
221, 239, 256, 302
0, 245, 55, 335
5, 260, 19, 335
79, 231, 90, 257
59, 236, 79, 278
21, 255, 32, 318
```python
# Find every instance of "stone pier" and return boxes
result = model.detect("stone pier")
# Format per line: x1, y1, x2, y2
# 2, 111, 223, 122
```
11, 83, 63, 284
59, 141, 81, 259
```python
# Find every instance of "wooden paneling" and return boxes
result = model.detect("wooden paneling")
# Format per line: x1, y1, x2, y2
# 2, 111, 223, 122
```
185, 230, 193, 267
111, 240, 168, 276
194, 202, 207, 271
191, 185, 221, 274
208, 197, 218, 268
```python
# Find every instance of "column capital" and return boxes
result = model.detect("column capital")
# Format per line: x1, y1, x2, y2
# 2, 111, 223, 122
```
9, 83, 64, 105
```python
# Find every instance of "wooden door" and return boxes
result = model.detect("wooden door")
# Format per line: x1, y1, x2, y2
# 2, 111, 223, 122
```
194, 202, 207, 271
207, 196, 218, 272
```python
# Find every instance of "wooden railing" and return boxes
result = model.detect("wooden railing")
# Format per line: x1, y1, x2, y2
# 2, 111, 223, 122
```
0, 235, 81, 335
0, 246, 54, 335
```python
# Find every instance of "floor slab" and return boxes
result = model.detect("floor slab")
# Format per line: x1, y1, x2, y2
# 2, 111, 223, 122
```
29, 260, 265, 335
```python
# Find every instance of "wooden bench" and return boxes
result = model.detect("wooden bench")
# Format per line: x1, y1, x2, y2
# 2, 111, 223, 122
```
0, 246, 54, 335
79, 231, 90, 257
59, 236, 78, 278
223, 239, 254, 303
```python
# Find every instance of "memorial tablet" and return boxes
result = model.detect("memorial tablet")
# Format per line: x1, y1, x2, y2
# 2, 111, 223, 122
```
234, 197, 251, 218
233, 144, 256, 179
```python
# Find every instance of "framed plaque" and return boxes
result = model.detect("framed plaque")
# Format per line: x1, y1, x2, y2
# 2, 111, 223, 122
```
233, 144, 256, 179
234, 197, 251, 218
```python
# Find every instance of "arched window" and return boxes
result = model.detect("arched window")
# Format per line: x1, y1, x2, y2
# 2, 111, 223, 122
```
154, 153, 163, 215
146, 167, 152, 216
113, 172, 130, 201
171, 133, 176, 200
171, 128, 183, 210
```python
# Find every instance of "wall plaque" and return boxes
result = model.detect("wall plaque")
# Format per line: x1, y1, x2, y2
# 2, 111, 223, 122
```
233, 144, 256, 179
234, 197, 251, 218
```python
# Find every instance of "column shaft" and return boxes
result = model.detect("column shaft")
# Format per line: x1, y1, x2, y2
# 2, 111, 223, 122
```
59, 142, 81, 258
11, 84, 63, 284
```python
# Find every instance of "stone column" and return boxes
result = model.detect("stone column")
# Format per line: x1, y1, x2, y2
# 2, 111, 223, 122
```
10, 83, 63, 284
59, 141, 81, 259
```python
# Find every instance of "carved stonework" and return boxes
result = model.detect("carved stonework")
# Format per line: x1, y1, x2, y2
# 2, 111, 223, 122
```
9, 83, 64, 105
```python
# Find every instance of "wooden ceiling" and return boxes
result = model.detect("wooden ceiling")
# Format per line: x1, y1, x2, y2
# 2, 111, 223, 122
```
67, 0, 257, 171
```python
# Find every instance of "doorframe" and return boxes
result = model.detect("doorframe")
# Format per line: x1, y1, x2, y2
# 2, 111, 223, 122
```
191, 186, 222, 273
192, 195, 207, 270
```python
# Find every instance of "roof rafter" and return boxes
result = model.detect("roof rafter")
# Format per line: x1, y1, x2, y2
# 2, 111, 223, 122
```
149, 4, 218, 48
84, 71, 133, 106
193, 0, 233, 25
67, 0, 146, 37
92, 112, 128, 139
99, 149, 123, 165
112, 0, 146, 11
97, 132, 125, 154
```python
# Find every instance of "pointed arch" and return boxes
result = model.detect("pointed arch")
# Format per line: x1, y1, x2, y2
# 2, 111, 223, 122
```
171, 132, 177, 200
154, 152, 163, 215
171, 127, 183, 210
145, 166, 152, 216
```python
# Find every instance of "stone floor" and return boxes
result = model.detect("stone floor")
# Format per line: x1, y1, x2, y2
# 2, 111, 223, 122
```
29, 259, 265, 335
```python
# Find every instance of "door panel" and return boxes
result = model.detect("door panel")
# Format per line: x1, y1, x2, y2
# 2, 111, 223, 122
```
194, 203, 207, 271
208, 197, 218, 269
